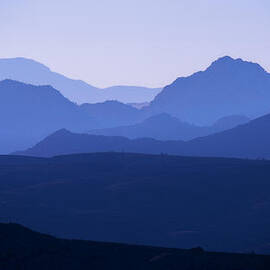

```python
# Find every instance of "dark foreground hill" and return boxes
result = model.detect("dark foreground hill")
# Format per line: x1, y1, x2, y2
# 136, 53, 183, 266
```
1, 223, 270, 270
17, 112, 270, 159
1, 153, 270, 254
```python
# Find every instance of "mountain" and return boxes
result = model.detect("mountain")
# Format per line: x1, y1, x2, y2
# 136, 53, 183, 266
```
0, 57, 161, 103
2, 153, 270, 254
0, 80, 96, 153
180, 113, 270, 159
2, 56, 270, 123
147, 56, 270, 125
80, 100, 145, 128
88, 113, 249, 141
88, 113, 201, 140
14, 129, 180, 157
1, 223, 269, 270
16, 112, 270, 159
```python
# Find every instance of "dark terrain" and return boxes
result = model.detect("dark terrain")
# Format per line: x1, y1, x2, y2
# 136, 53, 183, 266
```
1, 223, 270, 270
1, 153, 270, 254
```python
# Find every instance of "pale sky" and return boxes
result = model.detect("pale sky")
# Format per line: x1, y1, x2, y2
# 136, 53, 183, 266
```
1, 0, 270, 88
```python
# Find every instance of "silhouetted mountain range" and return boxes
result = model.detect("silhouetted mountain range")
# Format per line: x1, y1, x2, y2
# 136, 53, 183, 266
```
0, 76, 251, 154
89, 113, 249, 140
13, 129, 180, 157
1, 223, 269, 270
2, 56, 270, 126
0, 57, 161, 103
0, 80, 96, 153
1, 153, 270, 254
3, 49, 270, 270
147, 56, 270, 125
16, 112, 270, 159
0, 80, 160, 153
2, 79, 251, 155
3, 55, 270, 157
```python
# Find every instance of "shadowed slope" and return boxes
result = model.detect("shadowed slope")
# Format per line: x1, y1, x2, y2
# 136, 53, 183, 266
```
1, 223, 270, 270
1, 153, 270, 254
148, 56, 270, 125
180, 113, 270, 158
0, 80, 96, 153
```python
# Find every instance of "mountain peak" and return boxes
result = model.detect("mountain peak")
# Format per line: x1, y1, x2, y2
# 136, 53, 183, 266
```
150, 56, 270, 125
211, 56, 244, 65
207, 56, 266, 73
214, 55, 235, 63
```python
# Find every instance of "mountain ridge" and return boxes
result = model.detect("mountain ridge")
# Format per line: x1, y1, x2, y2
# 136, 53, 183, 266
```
0, 79, 97, 153
147, 56, 270, 125
15, 111, 270, 159
88, 113, 250, 141
0, 57, 162, 103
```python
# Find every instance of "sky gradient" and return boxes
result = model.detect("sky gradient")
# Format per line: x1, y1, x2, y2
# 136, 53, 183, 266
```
1, 0, 270, 88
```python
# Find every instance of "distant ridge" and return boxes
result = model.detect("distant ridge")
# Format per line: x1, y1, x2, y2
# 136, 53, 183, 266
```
0, 57, 162, 103
13, 128, 181, 157
2, 56, 269, 125
89, 113, 250, 141
15, 112, 270, 159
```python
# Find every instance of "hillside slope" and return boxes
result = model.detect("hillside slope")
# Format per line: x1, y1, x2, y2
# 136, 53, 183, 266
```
0, 80, 96, 153
148, 56, 270, 125
1, 153, 270, 253
0, 223, 269, 270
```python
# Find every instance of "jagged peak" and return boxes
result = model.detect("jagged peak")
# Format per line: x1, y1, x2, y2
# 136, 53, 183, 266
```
207, 55, 266, 73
